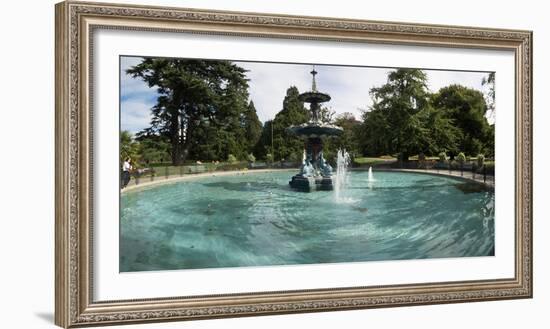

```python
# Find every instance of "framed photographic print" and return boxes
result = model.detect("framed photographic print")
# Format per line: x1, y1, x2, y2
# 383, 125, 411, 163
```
55, 1, 532, 327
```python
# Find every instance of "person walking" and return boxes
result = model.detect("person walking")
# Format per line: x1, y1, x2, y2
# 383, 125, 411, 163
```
122, 157, 132, 188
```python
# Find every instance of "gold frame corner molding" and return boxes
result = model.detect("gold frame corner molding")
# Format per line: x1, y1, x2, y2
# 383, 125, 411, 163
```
55, 1, 532, 327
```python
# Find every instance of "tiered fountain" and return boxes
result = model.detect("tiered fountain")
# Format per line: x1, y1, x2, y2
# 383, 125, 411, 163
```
288, 66, 343, 192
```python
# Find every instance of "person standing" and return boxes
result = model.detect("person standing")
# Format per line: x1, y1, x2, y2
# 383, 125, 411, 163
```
122, 157, 132, 188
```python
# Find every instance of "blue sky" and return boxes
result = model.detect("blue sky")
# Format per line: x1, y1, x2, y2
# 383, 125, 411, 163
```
120, 56, 491, 133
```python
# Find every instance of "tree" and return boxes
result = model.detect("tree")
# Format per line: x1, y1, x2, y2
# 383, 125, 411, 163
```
209, 81, 250, 161
324, 112, 361, 161
120, 131, 141, 165
360, 68, 432, 160
273, 86, 310, 161
134, 132, 171, 164
431, 84, 492, 156
254, 120, 273, 160
482, 72, 495, 114
318, 106, 335, 124
127, 58, 250, 165
255, 86, 309, 161
358, 108, 391, 156
422, 106, 461, 156
242, 101, 263, 154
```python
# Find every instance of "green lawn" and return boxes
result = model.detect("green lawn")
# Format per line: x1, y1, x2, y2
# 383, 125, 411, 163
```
409, 155, 440, 161
353, 157, 396, 166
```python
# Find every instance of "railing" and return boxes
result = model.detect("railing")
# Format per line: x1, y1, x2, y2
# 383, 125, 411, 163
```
401, 160, 495, 185
121, 161, 300, 188
352, 159, 495, 186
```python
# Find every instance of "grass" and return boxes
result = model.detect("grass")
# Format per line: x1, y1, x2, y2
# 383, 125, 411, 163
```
409, 155, 440, 160
353, 157, 396, 166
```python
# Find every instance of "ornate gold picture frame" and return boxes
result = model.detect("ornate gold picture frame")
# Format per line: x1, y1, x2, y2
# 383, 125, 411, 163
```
55, 1, 532, 327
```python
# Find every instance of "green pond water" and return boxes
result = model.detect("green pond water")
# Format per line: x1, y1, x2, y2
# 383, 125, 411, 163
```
120, 171, 494, 272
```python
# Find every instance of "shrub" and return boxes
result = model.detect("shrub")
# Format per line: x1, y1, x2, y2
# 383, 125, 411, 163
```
227, 154, 238, 164
438, 152, 447, 162
246, 153, 256, 163
265, 153, 274, 163
456, 152, 466, 163
218, 161, 247, 171
288, 151, 300, 163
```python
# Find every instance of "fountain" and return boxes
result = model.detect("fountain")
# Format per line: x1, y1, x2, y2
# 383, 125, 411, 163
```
334, 149, 350, 200
368, 166, 374, 182
288, 66, 343, 191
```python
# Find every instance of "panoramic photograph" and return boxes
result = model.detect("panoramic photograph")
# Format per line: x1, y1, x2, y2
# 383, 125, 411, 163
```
119, 56, 495, 272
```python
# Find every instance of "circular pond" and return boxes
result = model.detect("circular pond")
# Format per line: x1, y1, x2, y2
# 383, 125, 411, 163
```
120, 171, 494, 272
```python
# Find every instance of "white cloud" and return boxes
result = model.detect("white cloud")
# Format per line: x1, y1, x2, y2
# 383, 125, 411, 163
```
120, 56, 157, 99
314, 65, 390, 119
427, 70, 487, 93
120, 56, 158, 133
120, 99, 155, 133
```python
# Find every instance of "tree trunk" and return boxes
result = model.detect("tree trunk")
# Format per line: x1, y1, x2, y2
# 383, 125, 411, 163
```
171, 140, 181, 166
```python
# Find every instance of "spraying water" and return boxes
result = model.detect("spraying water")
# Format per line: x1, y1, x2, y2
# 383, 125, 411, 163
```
368, 166, 374, 182
334, 149, 350, 201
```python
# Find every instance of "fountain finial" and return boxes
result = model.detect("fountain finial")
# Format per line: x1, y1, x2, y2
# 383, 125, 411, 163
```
310, 65, 318, 92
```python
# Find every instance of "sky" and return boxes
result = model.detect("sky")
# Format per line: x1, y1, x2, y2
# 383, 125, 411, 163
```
120, 56, 492, 134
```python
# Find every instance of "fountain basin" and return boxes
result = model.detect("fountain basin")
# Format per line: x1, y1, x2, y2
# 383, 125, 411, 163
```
288, 123, 343, 138
298, 91, 331, 103
120, 171, 495, 272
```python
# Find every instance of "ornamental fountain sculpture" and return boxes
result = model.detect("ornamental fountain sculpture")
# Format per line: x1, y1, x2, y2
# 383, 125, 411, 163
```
288, 66, 343, 191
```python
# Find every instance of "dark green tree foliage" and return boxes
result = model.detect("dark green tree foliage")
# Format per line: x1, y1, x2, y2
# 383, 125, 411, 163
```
206, 81, 250, 161
120, 131, 141, 164
422, 106, 461, 156
134, 131, 171, 164
242, 101, 263, 154
126, 58, 250, 165
273, 87, 310, 161
360, 69, 433, 160
358, 108, 390, 156
332, 112, 361, 156
431, 84, 492, 156
254, 120, 273, 160
255, 86, 309, 161
357, 69, 490, 159
322, 112, 361, 163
